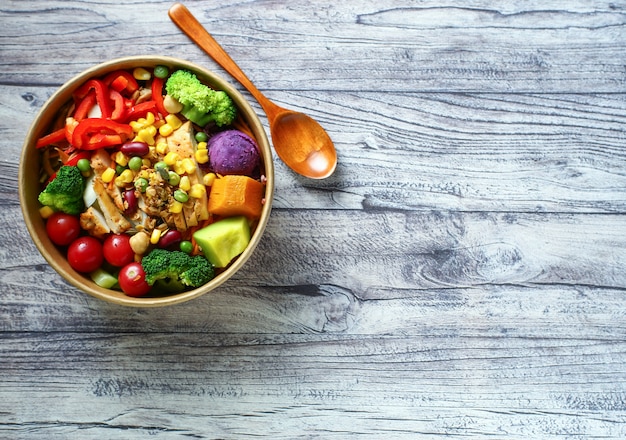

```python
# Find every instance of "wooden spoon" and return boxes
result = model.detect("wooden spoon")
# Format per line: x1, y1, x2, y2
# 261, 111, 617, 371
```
168, 3, 337, 179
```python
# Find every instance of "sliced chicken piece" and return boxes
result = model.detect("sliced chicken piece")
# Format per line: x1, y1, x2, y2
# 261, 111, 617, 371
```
166, 121, 209, 223
106, 184, 125, 212
90, 149, 125, 210
171, 210, 188, 231
93, 177, 132, 234
90, 149, 112, 174
80, 206, 110, 239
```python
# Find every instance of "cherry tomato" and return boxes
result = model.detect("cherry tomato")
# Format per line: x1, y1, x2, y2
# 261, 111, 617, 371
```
103, 234, 134, 267
46, 212, 81, 246
67, 236, 103, 273
118, 262, 151, 297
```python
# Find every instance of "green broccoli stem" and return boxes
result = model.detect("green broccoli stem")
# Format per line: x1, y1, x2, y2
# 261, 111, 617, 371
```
181, 103, 213, 127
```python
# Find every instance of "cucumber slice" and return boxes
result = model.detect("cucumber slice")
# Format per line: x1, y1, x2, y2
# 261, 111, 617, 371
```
90, 268, 119, 289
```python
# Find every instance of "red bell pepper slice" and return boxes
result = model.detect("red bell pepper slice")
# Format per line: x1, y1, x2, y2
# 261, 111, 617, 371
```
64, 151, 91, 166
85, 133, 125, 150
36, 127, 67, 149
72, 118, 133, 150
109, 89, 130, 121
73, 79, 112, 119
103, 70, 139, 96
151, 77, 169, 118
73, 90, 97, 121
124, 100, 159, 122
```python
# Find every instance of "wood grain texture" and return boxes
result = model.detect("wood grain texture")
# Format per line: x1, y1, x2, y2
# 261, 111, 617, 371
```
1, 0, 626, 438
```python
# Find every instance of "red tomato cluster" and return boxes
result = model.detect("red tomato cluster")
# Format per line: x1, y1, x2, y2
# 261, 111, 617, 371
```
45, 213, 150, 297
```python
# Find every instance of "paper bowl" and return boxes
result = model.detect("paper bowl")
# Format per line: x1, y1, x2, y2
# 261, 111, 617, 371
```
19, 56, 274, 307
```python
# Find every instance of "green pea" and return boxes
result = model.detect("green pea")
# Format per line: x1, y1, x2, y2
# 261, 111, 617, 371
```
154, 161, 168, 171
180, 240, 193, 254
195, 131, 208, 143
154, 65, 169, 79
76, 158, 91, 173
115, 164, 126, 175
154, 161, 169, 179
135, 177, 148, 193
128, 156, 143, 171
173, 189, 189, 203
168, 171, 181, 186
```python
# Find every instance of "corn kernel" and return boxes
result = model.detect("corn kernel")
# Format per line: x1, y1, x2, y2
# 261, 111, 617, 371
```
156, 142, 168, 155
179, 175, 191, 191
39, 205, 55, 219
102, 168, 116, 183
181, 158, 196, 174
195, 148, 209, 164
114, 151, 129, 167
144, 112, 155, 126
133, 67, 151, 81
196, 141, 207, 150
163, 152, 179, 166
138, 169, 150, 179
130, 120, 143, 132
150, 229, 161, 245
203, 172, 217, 187
136, 127, 155, 145
119, 169, 134, 184
169, 200, 184, 214
173, 162, 185, 175
165, 113, 182, 130
159, 124, 174, 137
189, 183, 206, 199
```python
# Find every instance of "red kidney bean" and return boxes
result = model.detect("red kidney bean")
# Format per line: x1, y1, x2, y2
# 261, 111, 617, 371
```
120, 141, 149, 157
123, 189, 137, 215
158, 229, 182, 249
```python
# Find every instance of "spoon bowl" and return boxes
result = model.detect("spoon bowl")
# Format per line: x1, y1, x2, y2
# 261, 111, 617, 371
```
169, 2, 337, 179
271, 111, 337, 179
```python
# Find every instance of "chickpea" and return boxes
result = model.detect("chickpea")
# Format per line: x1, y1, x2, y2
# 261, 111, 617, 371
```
129, 231, 150, 255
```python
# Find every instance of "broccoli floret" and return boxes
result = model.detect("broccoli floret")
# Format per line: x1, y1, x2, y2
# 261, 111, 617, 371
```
179, 255, 215, 287
153, 278, 186, 294
141, 248, 215, 288
38, 165, 85, 215
205, 91, 237, 127
165, 69, 236, 127
141, 248, 179, 285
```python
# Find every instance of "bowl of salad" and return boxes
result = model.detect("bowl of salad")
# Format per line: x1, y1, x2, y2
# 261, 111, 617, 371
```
19, 56, 274, 306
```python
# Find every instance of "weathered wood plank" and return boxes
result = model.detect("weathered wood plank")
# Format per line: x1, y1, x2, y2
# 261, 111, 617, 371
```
1, 332, 625, 439
1, 1, 625, 92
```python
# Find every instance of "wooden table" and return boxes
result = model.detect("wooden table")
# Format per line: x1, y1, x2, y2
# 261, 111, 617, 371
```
2, 1, 625, 438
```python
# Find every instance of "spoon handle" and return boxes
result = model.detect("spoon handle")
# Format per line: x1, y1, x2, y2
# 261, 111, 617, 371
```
168, 3, 281, 121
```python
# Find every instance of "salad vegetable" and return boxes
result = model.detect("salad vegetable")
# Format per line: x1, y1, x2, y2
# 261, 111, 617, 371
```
35, 64, 266, 298
193, 216, 251, 268
141, 248, 215, 289
165, 69, 236, 127
38, 165, 85, 215
46, 212, 81, 246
